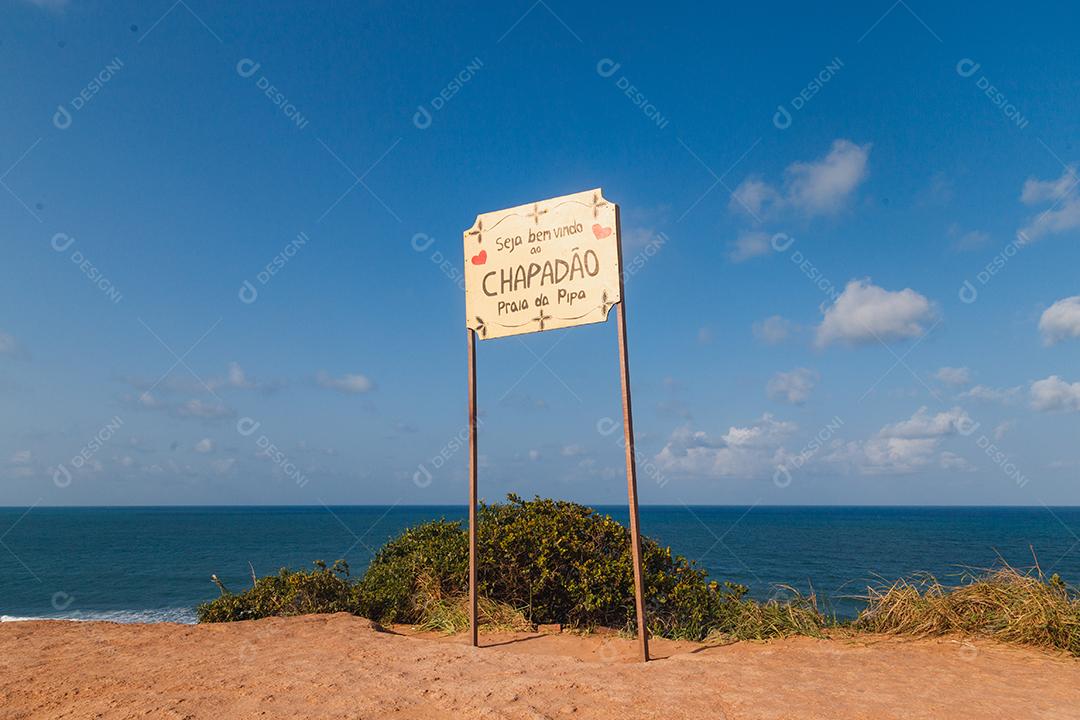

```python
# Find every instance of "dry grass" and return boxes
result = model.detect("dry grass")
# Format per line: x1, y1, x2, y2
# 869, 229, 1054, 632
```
412, 573, 532, 634
854, 559, 1080, 656
703, 585, 828, 644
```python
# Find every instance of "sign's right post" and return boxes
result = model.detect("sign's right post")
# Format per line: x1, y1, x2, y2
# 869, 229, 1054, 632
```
614, 204, 650, 663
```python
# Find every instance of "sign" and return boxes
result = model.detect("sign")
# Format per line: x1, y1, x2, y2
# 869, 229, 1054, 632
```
461, 187, 650, 662
463, 188, 621, 340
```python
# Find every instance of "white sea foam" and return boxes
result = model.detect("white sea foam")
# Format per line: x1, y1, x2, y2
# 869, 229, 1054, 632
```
1, 608, 196, 624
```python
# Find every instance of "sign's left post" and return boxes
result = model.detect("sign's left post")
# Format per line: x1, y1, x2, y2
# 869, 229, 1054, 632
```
467, 327, 479, 647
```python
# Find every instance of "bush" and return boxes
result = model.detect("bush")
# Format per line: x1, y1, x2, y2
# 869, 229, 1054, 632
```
855, 563, 1080, 656
352, 494, 822, 640
198, 495, 825, 641
352, 519, 468, 624
196, 560, 358, 623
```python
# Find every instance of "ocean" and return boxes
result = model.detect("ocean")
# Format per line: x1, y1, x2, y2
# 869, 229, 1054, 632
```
2, 505, 1078, 623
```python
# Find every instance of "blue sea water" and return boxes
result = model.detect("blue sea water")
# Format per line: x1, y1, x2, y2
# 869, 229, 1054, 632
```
1, 505, 1078, 623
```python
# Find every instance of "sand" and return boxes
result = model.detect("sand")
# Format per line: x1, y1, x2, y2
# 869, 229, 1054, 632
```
1, 613, 1077, 719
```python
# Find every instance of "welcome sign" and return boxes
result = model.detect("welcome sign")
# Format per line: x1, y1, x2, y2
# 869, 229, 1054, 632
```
463, 188, 621, 340
461, 187, 650, 662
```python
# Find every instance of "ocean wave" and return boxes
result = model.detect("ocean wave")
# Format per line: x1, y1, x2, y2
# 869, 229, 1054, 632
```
1, 608, 197, 624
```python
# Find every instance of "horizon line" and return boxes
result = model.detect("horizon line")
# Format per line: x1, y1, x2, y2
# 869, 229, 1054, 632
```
2, 503, 1078, 510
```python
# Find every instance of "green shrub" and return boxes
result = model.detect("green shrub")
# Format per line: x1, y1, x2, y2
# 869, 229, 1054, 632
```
478, 495, 712, 635
352, 519, 468, 624
196, 559, 358, 623
197, 495, 826, 641
352, 494, 824, 640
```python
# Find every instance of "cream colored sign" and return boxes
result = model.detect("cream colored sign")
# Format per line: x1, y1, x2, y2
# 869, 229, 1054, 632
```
463, 188, 621, 340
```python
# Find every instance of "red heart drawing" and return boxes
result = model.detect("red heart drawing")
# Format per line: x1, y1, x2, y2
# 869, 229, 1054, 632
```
592, 224, 612, 240
471, 249, 487, 265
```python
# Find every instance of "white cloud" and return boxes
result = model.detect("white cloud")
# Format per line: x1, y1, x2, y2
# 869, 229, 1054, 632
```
122, 364, 276, 410
1021, 167, 1078, 204
860, 437, 940, 474
959, 385, 1022, 404
655, 414, 795, 479
753, 316, 794, 345
816, 279, 935, 347
5, 449, 34, 479
785, 139, 872, 215
138, 392, 162, 409
879, 406, 974, 439
316, 371, 374, 394
730, 179, 780, 218
730, 139, 871, 220
203, 362, 282, 393
211, 458, 237, 475
561, 444, 585, 457
527, 449, 541, 461
1039, 296, 1080, 345
994, 421, 1014, 441
728, 231, 772, 262
935, 367, 971, 386
194, 438, 216, 454
939, 452, 976, 472
825, 407, 974, 475
1030, 375, 1080, 412
723, 414, 797, 447
947, 224, 990, 252
1018, 166, 1080, 242
175, 399, 233, 420
125, 385, 237, 422
767, 368, 818, 405
226, 362, 249, 388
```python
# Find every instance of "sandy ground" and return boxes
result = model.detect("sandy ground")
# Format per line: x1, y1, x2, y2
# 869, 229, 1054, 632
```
2, 613, 1078, 720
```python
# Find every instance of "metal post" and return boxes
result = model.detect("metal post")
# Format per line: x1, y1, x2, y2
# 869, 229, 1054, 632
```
467, 328, 479, 647
614, 207, 650, 662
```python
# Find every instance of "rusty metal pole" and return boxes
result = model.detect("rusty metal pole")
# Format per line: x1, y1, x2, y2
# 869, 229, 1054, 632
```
467, 328, 479, 647
614, 206, 650, 662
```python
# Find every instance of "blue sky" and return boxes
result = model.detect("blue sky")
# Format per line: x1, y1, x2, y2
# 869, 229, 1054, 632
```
1, 0, 1078, 506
